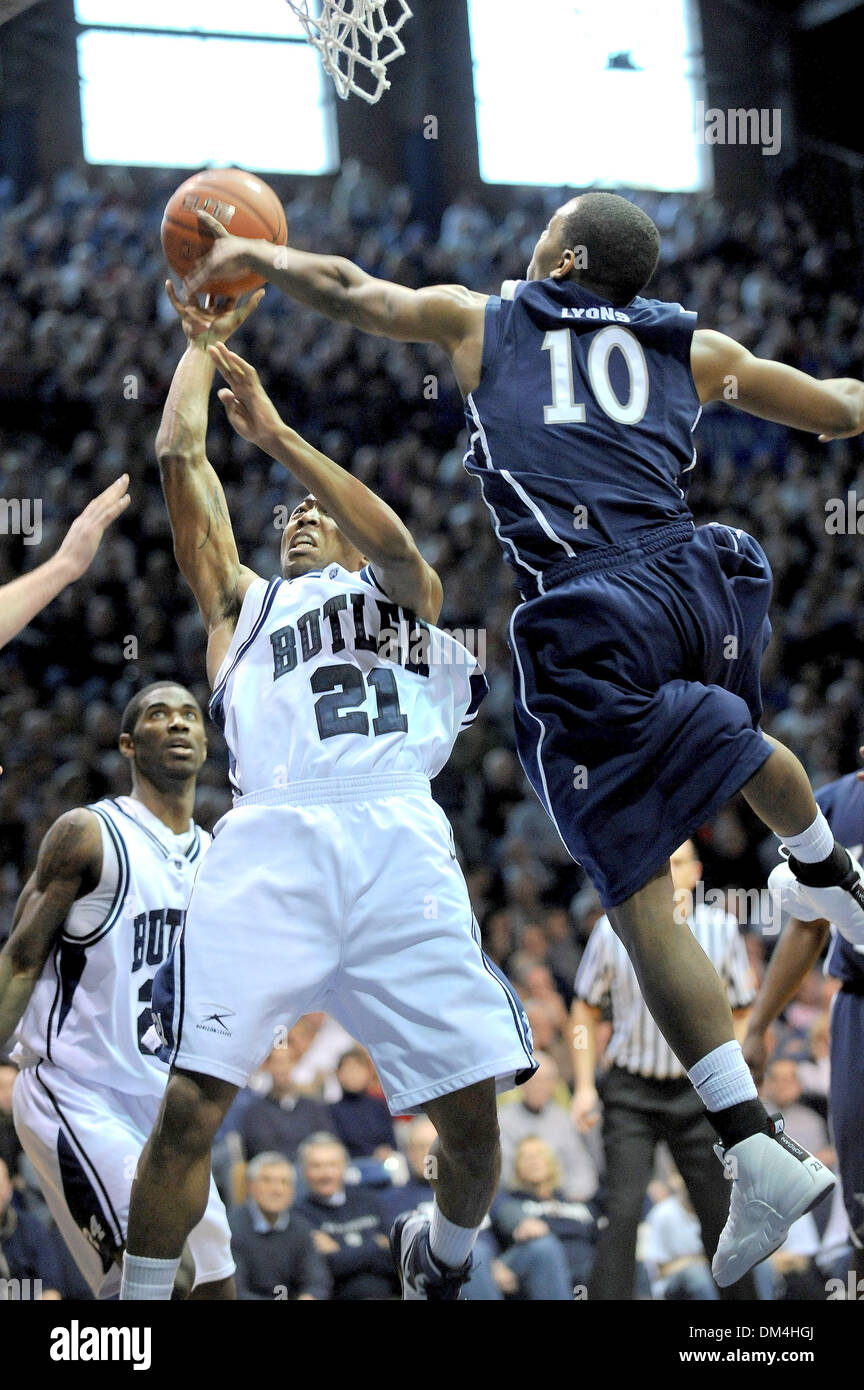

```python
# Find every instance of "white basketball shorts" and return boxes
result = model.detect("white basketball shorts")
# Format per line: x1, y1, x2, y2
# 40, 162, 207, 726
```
12, 1061, 234, 1298
151, 774, 536, 1114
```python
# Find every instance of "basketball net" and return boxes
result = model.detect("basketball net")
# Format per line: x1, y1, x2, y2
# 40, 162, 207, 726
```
285, 0, 412, 105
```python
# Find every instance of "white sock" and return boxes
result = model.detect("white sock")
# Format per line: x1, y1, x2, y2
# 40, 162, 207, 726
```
120, 1252, 180, 1301
687, 1040, 758, 1112
782, 810, 835, 863
429, 1200, 478, 1270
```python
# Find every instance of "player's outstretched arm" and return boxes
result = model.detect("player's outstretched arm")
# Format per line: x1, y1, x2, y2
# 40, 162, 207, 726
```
692, 329, 864, 440
0, 475, 130, 652
0, 809, 102, 1051
183, 211, 486, 357
209, 343, 443, 624
741, 917, 829, 1085
158, 284, 264, 684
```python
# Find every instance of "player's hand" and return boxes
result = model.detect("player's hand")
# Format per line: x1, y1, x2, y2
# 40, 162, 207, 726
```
856, 745, 864, 781
741, 1030, 769, 1088
571, 1084, 600, 1133
209, 343, 285, 453
182, 210, 260, 298
55, 475, 131, 581
165, 281, 264, 346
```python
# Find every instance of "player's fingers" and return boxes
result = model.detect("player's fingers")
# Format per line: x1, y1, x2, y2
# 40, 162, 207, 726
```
196, 209, 228, 238
100, 492, 132, 525
166, 279, 183, 312
94, 474, 130, 505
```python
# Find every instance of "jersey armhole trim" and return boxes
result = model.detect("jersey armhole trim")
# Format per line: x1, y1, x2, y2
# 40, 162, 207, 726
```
60, 806, 130, 948
360, 564, 392, 600
209, 575, 283, 729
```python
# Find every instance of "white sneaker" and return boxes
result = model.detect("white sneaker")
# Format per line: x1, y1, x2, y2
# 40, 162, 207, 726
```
712, 1119, 835, 1288
768, 849, 864, 951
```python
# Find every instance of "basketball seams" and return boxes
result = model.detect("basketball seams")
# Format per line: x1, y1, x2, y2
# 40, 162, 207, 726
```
161, 170, 287, 294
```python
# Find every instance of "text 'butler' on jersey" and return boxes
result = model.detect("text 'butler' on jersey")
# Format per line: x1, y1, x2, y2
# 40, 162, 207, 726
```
209, 564, 487, 798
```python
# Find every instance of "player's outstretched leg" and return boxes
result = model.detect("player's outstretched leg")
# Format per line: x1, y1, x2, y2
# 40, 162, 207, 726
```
121, 1068, 237, 1301
610, 849, 833, 1289
390, 1078, 500, 1301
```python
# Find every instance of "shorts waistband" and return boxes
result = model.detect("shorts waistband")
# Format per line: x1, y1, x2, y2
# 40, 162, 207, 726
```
522, 520, 696, 599
232, 773, 431, 809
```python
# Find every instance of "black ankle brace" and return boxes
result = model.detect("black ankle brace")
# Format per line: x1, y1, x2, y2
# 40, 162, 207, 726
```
788, 842, 855, 889
708, 1098, 772, 1150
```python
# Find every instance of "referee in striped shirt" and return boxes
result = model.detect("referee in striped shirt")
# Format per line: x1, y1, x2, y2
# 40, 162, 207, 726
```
572, 839, 758, 1300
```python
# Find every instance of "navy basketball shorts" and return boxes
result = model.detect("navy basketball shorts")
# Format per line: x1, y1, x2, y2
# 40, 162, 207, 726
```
510, 523, 774, 908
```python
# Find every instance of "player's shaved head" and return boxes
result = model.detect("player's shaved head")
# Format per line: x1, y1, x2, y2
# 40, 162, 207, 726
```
528, 192, 661, 306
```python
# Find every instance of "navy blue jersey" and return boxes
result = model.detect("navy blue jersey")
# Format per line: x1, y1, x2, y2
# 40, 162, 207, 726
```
814, 773, 864, 986
464, 278, 701, 593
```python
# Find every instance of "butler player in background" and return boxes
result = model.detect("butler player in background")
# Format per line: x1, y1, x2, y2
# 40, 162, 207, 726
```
0, 681, 235, 1299
120, 288, 534, 1303
184, 190, 864, 1284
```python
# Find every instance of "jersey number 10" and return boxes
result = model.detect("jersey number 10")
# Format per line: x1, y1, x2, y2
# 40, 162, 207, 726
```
542, 326, 649, 426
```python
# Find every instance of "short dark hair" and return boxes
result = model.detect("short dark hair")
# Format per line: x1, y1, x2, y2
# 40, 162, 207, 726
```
559, 193, 660, 305
120, 682, 197, 736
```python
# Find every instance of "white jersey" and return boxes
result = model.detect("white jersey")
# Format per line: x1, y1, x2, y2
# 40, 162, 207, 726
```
13, 797, 209, 1097
210, 564, 487, 797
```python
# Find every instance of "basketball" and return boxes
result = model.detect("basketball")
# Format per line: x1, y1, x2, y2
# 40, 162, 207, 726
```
161, 168, 288, 299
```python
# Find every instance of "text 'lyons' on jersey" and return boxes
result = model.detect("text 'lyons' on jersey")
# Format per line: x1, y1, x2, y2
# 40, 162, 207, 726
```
463, 278, 701, 591
209, 563, 487, 798
13, 797, 209, 1096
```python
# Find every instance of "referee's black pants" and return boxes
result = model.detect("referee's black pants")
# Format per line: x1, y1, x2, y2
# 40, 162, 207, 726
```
589, 1065, 759, 1301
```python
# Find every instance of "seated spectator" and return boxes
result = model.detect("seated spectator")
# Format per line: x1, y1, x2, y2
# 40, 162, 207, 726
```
0, 1157, 62, 1299
761, 1057, 829, 1160
294, 1134, 398, 1300
491, 1137, 599, 1296
522, 997, 572, 1086
377, 1117, 530, 1301
498, 1052, 600, 1201
236, 1046, 332, 1163
797, 1012, 831, 1116
229, 1153, 331, 1302
769, 1212, 825, 1302
641, 1175, 718, 1301
327, 1048, 396, 1158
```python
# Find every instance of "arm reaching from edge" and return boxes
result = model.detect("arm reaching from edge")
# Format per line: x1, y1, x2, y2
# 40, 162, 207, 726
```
0, 809, 103, 1052
0, 475, 130, 652
157, 283, 264, 685
209, 342, 442, 624
183, 212, 487, 392
692, 329, 864, 440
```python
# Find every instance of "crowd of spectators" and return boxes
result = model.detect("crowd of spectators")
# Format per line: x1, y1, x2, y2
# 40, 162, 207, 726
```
1, 160, 863, 1298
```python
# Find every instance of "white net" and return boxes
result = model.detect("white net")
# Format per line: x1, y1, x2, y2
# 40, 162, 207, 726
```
285, 0, 413, 105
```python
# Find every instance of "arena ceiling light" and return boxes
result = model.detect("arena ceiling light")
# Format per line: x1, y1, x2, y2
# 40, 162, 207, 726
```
468, 0, 710, 193
74, 1, 338, 174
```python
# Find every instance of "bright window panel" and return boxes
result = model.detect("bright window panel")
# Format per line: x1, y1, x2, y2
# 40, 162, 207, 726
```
74, 0, 306, 39
468, 0, 709, 192
77, 30, 337, 173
